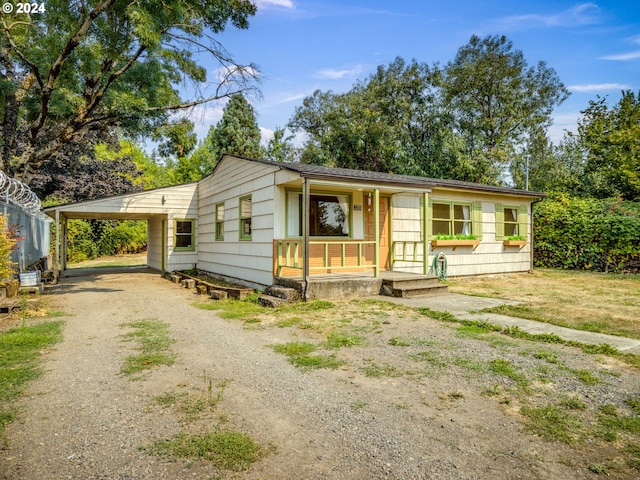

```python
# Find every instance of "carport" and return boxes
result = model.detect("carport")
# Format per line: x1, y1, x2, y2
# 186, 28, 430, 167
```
44, 183, 199, 277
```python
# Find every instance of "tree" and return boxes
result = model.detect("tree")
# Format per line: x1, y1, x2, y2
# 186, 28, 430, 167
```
0, 0, 260, 182
172, 125, 218, 183
29, 132, 142, 204
442, 35, 570, 184
578, 91, 640, 201
289, 57, 467, 178
211, 92, 263, 163
96, 139, 171, 190
265, 126, 297, 163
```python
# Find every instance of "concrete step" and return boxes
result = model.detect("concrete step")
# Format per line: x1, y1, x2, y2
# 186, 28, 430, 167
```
391, 284, 448, 298
381, 274, 447, 297
258, 294, 289, 308
265, 285, 300, 302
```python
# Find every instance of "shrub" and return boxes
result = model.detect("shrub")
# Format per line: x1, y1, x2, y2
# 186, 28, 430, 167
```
0, 213, 18, 281
534, 195, 640, 273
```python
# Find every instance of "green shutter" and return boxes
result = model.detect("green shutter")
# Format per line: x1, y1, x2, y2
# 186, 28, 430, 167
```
425, 198, 433, 240
471, 201, 483, 240
495, 204, 505, 240
518, 205, 528, 240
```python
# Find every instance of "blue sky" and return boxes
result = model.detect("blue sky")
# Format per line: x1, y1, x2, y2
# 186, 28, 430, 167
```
191, 0, 640, 146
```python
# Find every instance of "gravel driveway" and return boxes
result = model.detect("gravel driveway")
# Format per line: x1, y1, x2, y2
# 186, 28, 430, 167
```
1, 269, 638, 479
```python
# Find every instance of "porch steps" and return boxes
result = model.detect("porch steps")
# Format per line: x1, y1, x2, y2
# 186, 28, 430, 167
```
381, 274, 447, 298
258, 285, 301, 308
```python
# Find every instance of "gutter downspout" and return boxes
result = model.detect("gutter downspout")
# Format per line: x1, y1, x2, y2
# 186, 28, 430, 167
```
303, 177, 310, 301
530, 197, 544, 273
54, 209, 60, 283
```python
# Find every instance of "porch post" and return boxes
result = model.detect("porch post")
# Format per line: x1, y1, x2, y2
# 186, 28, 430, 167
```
54, 209, 60, 280
423, 191, 429, 275
373, 188, 380, 278
303, 178, 310, 300
62, 217, 68, 273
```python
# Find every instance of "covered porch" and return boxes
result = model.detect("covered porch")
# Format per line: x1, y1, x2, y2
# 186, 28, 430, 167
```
272, 172, 434, 286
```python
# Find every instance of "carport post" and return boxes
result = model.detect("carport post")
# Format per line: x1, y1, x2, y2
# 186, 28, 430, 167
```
54, 209, 60, 279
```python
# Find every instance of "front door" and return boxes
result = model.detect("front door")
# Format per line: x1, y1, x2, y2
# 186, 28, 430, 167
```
365, 196, 390, 270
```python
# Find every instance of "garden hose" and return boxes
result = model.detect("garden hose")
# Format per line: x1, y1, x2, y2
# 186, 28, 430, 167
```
428, 252, 448, 281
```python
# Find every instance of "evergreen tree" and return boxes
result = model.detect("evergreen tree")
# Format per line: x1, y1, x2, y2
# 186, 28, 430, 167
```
211, 93, 264, 166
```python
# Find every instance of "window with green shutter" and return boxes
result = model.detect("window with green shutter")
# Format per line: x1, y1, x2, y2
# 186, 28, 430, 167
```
239, 196, 252, 241
215, 203, 224, 241
496, 204, 528, 240
174, 219, 195, 251
427, 200, 483, 239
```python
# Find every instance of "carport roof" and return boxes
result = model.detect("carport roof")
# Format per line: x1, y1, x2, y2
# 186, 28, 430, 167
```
44, 182, 197, 220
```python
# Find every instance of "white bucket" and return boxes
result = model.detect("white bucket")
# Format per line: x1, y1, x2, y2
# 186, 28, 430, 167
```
19, 271, 40, 286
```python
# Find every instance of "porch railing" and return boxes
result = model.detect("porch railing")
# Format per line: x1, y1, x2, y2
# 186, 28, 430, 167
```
391, 240, 425, 264
275, 239, 377, 276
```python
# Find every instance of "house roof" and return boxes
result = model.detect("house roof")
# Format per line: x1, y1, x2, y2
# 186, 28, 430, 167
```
223, 155, 546, 198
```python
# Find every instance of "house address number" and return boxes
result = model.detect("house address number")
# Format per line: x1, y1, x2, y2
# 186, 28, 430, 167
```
353, 205, 362, 211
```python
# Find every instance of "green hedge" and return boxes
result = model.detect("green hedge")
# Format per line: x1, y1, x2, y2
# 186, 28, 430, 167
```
534, 195, 640, 273
66, 219, 147, 263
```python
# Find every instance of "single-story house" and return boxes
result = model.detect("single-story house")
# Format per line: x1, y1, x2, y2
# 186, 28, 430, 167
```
46, 155, 544, 295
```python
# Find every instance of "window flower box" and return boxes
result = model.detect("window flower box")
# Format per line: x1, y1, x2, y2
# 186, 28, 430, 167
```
430, 239, 480, 251
503, 239, 527, 248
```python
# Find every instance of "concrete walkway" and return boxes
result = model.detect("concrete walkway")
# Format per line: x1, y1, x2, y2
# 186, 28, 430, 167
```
381, 293, 640, 355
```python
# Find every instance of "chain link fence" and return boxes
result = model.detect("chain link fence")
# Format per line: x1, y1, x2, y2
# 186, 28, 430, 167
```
0, 170, 51, 271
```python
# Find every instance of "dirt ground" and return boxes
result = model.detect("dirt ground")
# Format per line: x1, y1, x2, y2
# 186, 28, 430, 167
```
1, 269, 639, 479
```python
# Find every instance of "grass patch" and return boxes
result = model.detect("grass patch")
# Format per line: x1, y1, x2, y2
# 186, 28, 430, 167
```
361, 363, 404, 378
490, 359, 528, 387
410, 350, 448, 368
0, 321, 64, 438
153, 373, 227, 423
596, 405, 640, 441
271, 342, 344, 371
388, 336, 411, 347
416, 307, 456, 322
521, 404, 583, 444
560, 396, 587, 410
272, 342, 316, 357
448, 269, 640, 339
120, 318, 176, 376
571, 369, 601, 385
143, 430, 262, 471
324, 331, 365, 349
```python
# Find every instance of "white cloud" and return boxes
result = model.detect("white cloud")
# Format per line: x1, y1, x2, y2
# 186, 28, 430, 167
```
549, 112, 580, 143
314, 65, 365, 80
568, 83, 632, 92
255, 0, 294, 9
492, 2, 601, 31
601, 51, 640, 61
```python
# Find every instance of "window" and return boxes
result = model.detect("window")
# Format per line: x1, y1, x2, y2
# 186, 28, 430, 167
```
431, 202, 472, 236
174, 219, 195, 251
495, 204, 527, 240
215, 203, 224, 240
239, 196, 252, 240
287, 192, 350, 237
504, 208, 519, 236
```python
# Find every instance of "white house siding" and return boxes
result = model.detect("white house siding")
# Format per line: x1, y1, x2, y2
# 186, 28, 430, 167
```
147, 217, 164, 271
427, 190, 532, 277
197, 156, 279, 288
390, 194, 425, 274
50, 183, 198, 272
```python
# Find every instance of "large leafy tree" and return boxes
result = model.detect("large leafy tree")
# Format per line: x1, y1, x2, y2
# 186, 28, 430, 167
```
0, 0, 259, 182
211, 92, 263, 164
289, 57, 466, 178
176, 124, 218, 182
578, 91, 640, 201
29, 132, 142, 204
442, 35, 570, 183
265, 126, 297, 163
